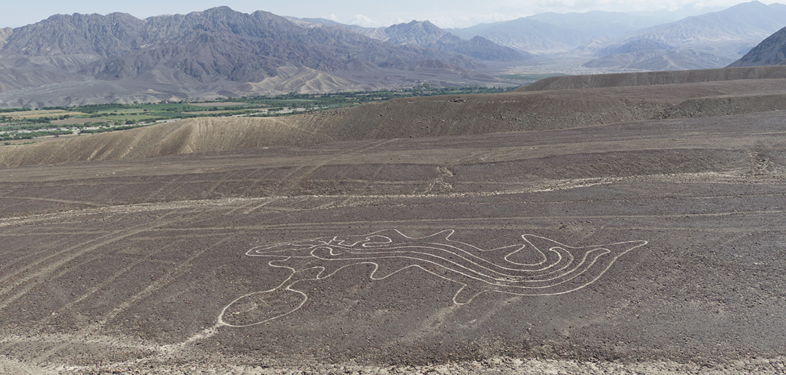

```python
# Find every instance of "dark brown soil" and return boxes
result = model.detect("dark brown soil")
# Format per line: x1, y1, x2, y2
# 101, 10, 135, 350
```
2, 68, 786, 374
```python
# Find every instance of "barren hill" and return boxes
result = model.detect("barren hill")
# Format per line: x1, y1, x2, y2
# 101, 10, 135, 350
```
3, 67, 786, 168
522, 65, 786, 91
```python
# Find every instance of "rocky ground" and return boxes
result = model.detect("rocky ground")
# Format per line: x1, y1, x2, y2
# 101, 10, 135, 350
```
2, 69, 786, 374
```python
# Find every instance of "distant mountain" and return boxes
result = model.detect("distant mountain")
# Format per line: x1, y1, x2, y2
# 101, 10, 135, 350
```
527, 11, 666, 38
0, 7, 508, 107
448, 18, 586, 54
583, 49, 736, 71
596, 39, 674, 57
288, 18, 529, 62
614, 1, 786, 58
582, 1, 786, 70
380, 21, 529, 62
578, 39, 732, 71
384, 20, 447, 45
728, 26, 786, 67
447, 11, 663, 54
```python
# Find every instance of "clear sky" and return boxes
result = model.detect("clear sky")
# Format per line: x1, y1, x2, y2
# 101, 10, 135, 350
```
1, 0, 782, 29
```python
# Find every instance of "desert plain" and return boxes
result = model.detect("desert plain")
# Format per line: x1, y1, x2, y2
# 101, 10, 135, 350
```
1, 67, 786, 374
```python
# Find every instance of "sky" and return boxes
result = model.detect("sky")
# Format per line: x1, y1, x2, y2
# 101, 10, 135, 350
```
1, 0, 784, 29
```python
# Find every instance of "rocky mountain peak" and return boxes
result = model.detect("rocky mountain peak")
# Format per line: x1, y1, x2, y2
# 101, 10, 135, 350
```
385, 20, 448, 45
1, 12, 144, 57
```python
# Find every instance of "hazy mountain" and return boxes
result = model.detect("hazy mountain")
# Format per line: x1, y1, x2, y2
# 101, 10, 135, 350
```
381, 21, 529, 62
447, 18, 585, 54
728, 26, 786, 67
447, 11, 664, 54
583, 48, 736, 71
593, 39, 673, 57
615, 1, 786, 58
288, 18, 528, 62
582, 1, 786, 71
285, 17, 386, 37
527, 12, 666, 38
580, 39, 730, 71
0, 7, 509, 107
383, 20, 447, 45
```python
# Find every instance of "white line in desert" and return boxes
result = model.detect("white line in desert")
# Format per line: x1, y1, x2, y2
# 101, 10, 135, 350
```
217, 229, 646, 327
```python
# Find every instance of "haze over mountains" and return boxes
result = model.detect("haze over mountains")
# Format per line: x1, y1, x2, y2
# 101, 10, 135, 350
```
442, 1, 786, 70
447, 12, 667, 55
2, 1, 786, 107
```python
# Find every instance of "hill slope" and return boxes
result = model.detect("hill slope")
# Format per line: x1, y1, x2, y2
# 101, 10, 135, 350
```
4, 67, 786, 168
524, 65, 786, 91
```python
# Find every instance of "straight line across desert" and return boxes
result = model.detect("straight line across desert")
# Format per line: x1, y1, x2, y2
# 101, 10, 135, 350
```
3, 4, 786, 374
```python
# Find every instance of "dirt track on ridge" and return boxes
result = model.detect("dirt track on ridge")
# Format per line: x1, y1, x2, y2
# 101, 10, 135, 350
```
2, 68, 786, 373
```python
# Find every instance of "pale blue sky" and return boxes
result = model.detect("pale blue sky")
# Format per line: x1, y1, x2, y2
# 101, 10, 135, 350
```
1, 0, 782, 29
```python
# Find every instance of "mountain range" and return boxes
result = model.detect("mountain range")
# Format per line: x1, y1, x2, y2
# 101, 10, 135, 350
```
441, 1, 786, 70
0, 7, 510, 108
3, 2, 786, 107
447, 12, 667, 54
577, 1, 786, 70
287, 18, 530, 63
293, 1, 786, 71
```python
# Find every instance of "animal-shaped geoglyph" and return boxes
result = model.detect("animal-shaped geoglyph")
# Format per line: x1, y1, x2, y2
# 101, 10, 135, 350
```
219, 230, 646, 327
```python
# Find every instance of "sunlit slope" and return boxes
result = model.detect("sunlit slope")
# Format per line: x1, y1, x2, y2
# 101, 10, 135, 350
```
3, 67, 786, 168
522, 65, 786, 91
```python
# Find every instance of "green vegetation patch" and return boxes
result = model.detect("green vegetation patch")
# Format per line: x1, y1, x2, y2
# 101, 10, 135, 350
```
0, 85, 515, 141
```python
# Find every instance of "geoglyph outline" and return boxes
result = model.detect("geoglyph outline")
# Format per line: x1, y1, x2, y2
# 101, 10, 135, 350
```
218, 229, 647, 327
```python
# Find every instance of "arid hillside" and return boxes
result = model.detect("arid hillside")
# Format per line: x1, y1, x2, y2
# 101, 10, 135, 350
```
3, 66, 786, 168
522, 65, 786, 91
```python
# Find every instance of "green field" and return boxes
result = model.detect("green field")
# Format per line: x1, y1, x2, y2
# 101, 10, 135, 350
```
1, 86, 514, 144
